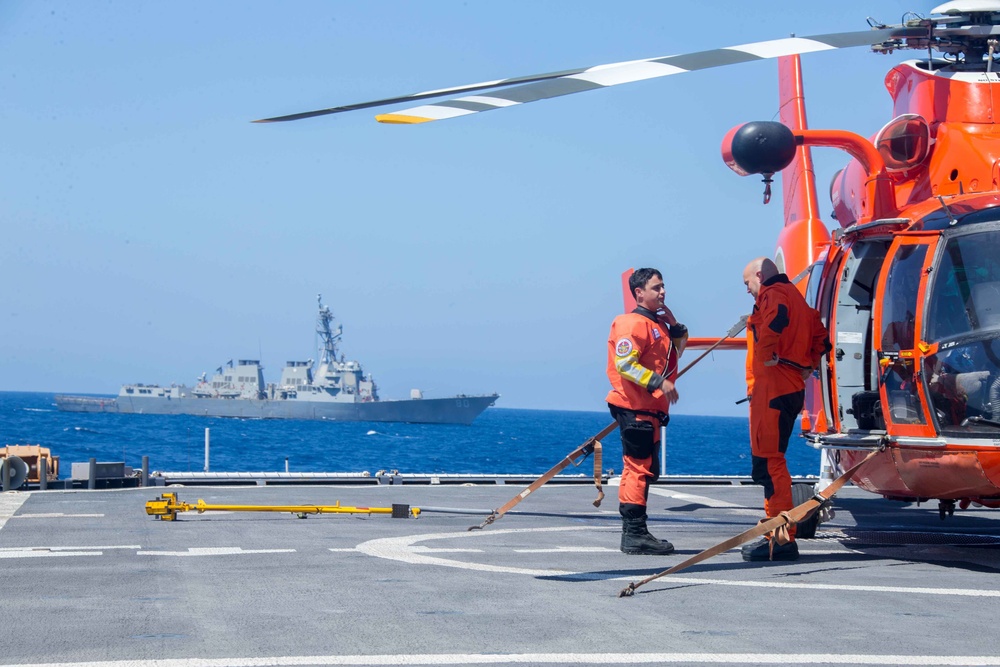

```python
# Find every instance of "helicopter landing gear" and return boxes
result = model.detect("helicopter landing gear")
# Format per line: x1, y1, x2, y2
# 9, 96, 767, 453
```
792, 483, 829, 539
938, 499, 956, 520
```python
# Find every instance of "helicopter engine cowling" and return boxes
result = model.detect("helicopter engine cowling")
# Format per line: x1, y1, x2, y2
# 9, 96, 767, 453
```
721, 121, 798, 177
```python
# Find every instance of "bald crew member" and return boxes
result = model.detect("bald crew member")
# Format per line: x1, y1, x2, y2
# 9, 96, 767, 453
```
741, 257, 830, 561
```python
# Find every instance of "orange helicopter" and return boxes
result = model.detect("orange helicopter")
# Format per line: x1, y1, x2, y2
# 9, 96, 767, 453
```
256, 1, 1000, 527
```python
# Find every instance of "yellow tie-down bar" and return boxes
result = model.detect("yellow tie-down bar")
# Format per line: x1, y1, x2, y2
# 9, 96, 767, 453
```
145, 492, 421, 521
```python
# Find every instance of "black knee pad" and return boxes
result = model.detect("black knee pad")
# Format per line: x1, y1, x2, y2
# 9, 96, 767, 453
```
621, 420, 655, 459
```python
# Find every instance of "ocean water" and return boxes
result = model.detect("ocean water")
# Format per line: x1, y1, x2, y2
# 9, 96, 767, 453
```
0, 391, 819, 478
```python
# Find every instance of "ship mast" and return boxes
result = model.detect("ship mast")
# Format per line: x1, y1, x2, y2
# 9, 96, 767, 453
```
316, 294, 343, 367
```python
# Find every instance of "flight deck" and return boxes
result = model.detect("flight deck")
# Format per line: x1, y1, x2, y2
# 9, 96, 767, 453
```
1, 482, 998, 666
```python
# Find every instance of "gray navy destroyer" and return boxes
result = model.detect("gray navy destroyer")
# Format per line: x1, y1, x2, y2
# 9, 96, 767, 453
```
55, 295, 498, 424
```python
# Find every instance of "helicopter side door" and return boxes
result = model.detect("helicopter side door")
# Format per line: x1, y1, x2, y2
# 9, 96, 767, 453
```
803, 256, 833, 433
873, 233, 941, 438
829, 238, 891, 433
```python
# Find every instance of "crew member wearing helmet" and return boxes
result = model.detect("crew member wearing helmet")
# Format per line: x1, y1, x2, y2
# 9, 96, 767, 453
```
606, 267, 688, 555
741, 257, 830, 561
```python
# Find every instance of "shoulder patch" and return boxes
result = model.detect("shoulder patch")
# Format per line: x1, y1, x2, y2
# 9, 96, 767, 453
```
615, 338, 634, 357
769, 303, 790, 334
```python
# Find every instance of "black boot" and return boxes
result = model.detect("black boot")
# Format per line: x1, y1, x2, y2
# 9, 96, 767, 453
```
620, 504, 674, 555
741, 537, 799, 562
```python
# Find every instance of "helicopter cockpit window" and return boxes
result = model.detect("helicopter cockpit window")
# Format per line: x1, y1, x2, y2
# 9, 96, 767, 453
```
925, 340, 1000, 433
927, 230, 1000, 342
880, 244, 928, 425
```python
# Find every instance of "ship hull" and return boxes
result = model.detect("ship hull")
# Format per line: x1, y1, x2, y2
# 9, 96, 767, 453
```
54, 394, 498, 426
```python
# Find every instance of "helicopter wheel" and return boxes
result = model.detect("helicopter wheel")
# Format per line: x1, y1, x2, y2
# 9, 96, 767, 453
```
792, 483, 822, 539
938, 500, 956, 521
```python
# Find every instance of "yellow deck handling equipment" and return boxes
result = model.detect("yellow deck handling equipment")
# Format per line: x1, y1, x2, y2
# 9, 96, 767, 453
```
145, 492, 420, 521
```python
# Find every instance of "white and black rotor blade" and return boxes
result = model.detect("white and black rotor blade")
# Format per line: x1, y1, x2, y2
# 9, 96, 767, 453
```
254, 26, 925, 125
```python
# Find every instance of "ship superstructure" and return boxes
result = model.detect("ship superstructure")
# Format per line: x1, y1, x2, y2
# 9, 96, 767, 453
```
55, 296, 498, 425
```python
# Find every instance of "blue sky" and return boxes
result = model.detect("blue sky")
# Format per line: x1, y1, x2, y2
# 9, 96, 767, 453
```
2, 1, 925, 415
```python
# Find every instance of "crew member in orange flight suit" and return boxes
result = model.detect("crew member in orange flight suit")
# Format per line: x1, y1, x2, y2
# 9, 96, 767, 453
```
606, 268, 688, 555
741, 257, 830, 561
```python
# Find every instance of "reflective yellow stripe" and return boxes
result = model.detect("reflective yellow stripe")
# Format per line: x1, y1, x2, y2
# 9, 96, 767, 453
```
616, 351, 654, 389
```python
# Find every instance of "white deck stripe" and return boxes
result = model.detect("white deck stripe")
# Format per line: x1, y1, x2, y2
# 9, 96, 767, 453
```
0, 493, 29, 532
14, 513, 105, 518
647, 488, 745, 509
514, 547, 619, 553
139, 547, 296, 557
0, 545, 140, 551
663, 576, 1000, 598
0, 550, 105, 559
0, 545, 135, 559
14, 652, 1000, 665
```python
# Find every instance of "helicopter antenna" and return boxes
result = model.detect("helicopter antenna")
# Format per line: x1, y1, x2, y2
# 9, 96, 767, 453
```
937, 195, 958, 226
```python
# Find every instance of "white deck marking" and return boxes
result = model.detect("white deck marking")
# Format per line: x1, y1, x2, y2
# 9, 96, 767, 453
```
14, 513, 105, 518
0, 544, 140, 559
0, 493, 29, 532
0, 549, 105, 559
660, 576, 1000, 597
514, 546, 619, 553
647, 488, 746, 509
139, 547, 295, 557
355, 526, 1000, 598
356, 526, 591, 576
0, 545, 140, 551
609, 480, 756, 513
15, 652, 1000, 665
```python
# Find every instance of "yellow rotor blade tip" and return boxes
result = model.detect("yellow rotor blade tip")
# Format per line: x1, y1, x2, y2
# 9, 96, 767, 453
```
376, 113, 433, 124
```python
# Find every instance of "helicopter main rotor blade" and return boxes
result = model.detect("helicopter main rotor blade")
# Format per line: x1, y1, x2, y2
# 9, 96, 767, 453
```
253, 27, 924, 125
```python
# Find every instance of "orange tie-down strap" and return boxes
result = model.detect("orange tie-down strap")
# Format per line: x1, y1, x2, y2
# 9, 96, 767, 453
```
468, 421, 615, 531
619, 446, 884, 597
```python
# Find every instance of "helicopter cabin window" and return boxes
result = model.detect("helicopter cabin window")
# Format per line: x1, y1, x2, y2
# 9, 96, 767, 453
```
882, 244, 927, 352
880, 244, 928, 425
804, 261, 824, 309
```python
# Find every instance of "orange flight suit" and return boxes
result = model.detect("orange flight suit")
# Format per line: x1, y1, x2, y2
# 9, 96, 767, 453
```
606, 307, 679, 507
746, 274, 829, 540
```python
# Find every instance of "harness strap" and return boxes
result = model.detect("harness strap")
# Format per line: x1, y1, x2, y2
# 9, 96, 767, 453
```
591, 439, 604, 508
619, 446, 884, 597
468, 421, 614, 531
630, 408, 669, 423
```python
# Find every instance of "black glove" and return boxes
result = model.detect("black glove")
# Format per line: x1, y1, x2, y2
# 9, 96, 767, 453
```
669, 322, 688, 339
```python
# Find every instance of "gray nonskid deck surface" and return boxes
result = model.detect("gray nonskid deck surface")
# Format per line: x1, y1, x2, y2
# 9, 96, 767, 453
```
1, 483, 999, 667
